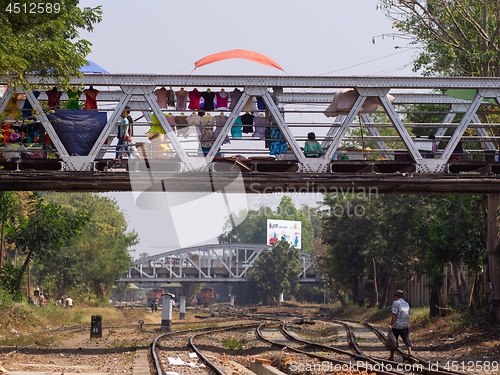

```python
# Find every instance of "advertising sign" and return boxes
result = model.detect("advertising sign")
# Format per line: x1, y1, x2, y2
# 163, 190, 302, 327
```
267, 219, 301, 249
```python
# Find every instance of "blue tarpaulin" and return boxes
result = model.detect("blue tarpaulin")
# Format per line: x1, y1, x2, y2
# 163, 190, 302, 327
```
79, 60, 109, 74
47, 110, 107, 156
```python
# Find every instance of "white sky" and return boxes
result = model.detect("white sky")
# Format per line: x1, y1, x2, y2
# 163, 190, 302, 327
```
79, 0, 420, 257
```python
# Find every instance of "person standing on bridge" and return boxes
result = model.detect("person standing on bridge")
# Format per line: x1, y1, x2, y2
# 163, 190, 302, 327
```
116, 109, 132, 159
388, 290, 412, 361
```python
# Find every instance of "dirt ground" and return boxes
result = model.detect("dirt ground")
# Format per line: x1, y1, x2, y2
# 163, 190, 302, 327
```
0, 304, 498, 374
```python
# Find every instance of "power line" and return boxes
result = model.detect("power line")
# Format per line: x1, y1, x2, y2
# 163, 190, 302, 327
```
319, 49, 414, 76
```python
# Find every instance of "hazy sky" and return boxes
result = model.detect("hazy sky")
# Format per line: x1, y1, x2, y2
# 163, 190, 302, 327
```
78, 0, 419, 257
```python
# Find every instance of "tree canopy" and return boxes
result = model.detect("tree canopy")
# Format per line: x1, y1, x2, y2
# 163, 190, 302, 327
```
0, 0, 102, 87
379, 0, 500, 76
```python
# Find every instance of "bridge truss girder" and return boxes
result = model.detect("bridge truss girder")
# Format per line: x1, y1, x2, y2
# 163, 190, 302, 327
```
1, 74, 500, 174
118, 244, 316, 284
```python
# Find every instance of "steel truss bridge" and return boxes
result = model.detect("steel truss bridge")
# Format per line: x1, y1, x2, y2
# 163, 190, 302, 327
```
2, 74, 500, 193
117, 244, 317, 286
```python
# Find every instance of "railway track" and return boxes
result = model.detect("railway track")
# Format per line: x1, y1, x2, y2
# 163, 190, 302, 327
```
1, 307, 492, 375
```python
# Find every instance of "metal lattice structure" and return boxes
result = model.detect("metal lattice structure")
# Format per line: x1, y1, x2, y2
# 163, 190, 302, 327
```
2, 74, 500, 192
118, 243, 316, 284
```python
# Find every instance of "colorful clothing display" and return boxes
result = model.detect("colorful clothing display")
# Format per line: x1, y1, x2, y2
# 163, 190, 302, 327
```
154, 88, 169, 108
253, 115, 267, 140
188, 89, 201, 110
46, 89, 63, 109
66, 89, 82, 110
167, 88, 175, 107
241, 113, 254, 134
22, 91, 41, 120
175, 90, 188, 111
270, 126, 287, 155
214, 114, 230, 144
229, 88, 243, 111
83, 88, 99, 110
256, 96, 266, 110
231, 116, 243, 138
200, 90, 216, 111
215, 91, 229, 110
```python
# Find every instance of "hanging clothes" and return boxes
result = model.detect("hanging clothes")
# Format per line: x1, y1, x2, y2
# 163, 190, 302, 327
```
188, 89, 201, 110
241, 113, 254, 134
231, 116, 243, 138
175, 90, 188, 111
66, 89, 82, 110
215, 91, 229, 111
167, 88, 175, 107
200, 90, 216, 111
270, 125, 287, 155
22, 91, 41, 120
83, 88, 99, 110
229, 88, 243, 111
175, 114, 189, 138
253, 115, 267, 140
154, 88, 169, 108
256, 96, 266, 110
2, 94, 19, 118
214, 114, 230, 144
46, 89, 63, 110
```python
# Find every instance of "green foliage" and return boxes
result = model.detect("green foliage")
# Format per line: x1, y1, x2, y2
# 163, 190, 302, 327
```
379, 1, 500, 77
247, 239, 301, 304
0, 0, 103, 88
34, 193, 138, 298
219, 196, 318, 253
0, 261, 25, 301
221, 336, 245, 351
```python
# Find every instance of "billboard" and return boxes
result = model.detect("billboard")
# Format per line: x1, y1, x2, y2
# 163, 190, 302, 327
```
267, 219, 301, 249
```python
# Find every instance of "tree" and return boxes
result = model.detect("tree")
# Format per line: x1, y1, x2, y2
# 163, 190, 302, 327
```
379, 0, 500, 77
34, 193, 138, 298
247, 239, 300, 305
0, 0, 102, 87
379, 0, 500, 320
5, 193, 89, 297
0, 191, 17, 270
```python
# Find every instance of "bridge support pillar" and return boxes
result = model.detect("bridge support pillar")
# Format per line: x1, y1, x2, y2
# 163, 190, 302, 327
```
179, 296, 186, 319
182, 283, 194, 306
161, 293, 174, 331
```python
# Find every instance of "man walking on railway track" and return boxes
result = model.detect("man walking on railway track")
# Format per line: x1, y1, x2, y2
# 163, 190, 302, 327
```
388, 290, 412, 361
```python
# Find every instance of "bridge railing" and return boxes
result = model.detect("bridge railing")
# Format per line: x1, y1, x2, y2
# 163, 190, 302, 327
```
1, 74, 499, 173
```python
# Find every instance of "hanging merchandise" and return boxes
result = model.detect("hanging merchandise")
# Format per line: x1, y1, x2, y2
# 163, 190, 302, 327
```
241, 112, 254, 134
167, 88, 175, 107
200, 89, 215, 111
66, 88, 82, 110
231, 116, 243, 138
188, 89, 201, 110
215, 90, 229, 111
3, 94, 20, 118
214, 114, 230, 144
269, 124, 287, 155
253, 115, 267, 140
83, 86, 99, 110
46, 88, 63, 109
229, 88, 243, 111
175, 89, 188, 111
154, 87, 169, 108
175, 113, 189, 138
22, 91, 41, 120
256, 96, 266, 110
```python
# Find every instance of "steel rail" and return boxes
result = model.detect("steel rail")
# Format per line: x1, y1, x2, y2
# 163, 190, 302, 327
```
188, 322, 260, 375
255, 320, 397, 375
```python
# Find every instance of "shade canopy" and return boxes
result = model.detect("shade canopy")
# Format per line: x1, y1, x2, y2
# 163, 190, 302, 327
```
79, 60, 109, 74
194, 49, 283, 71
